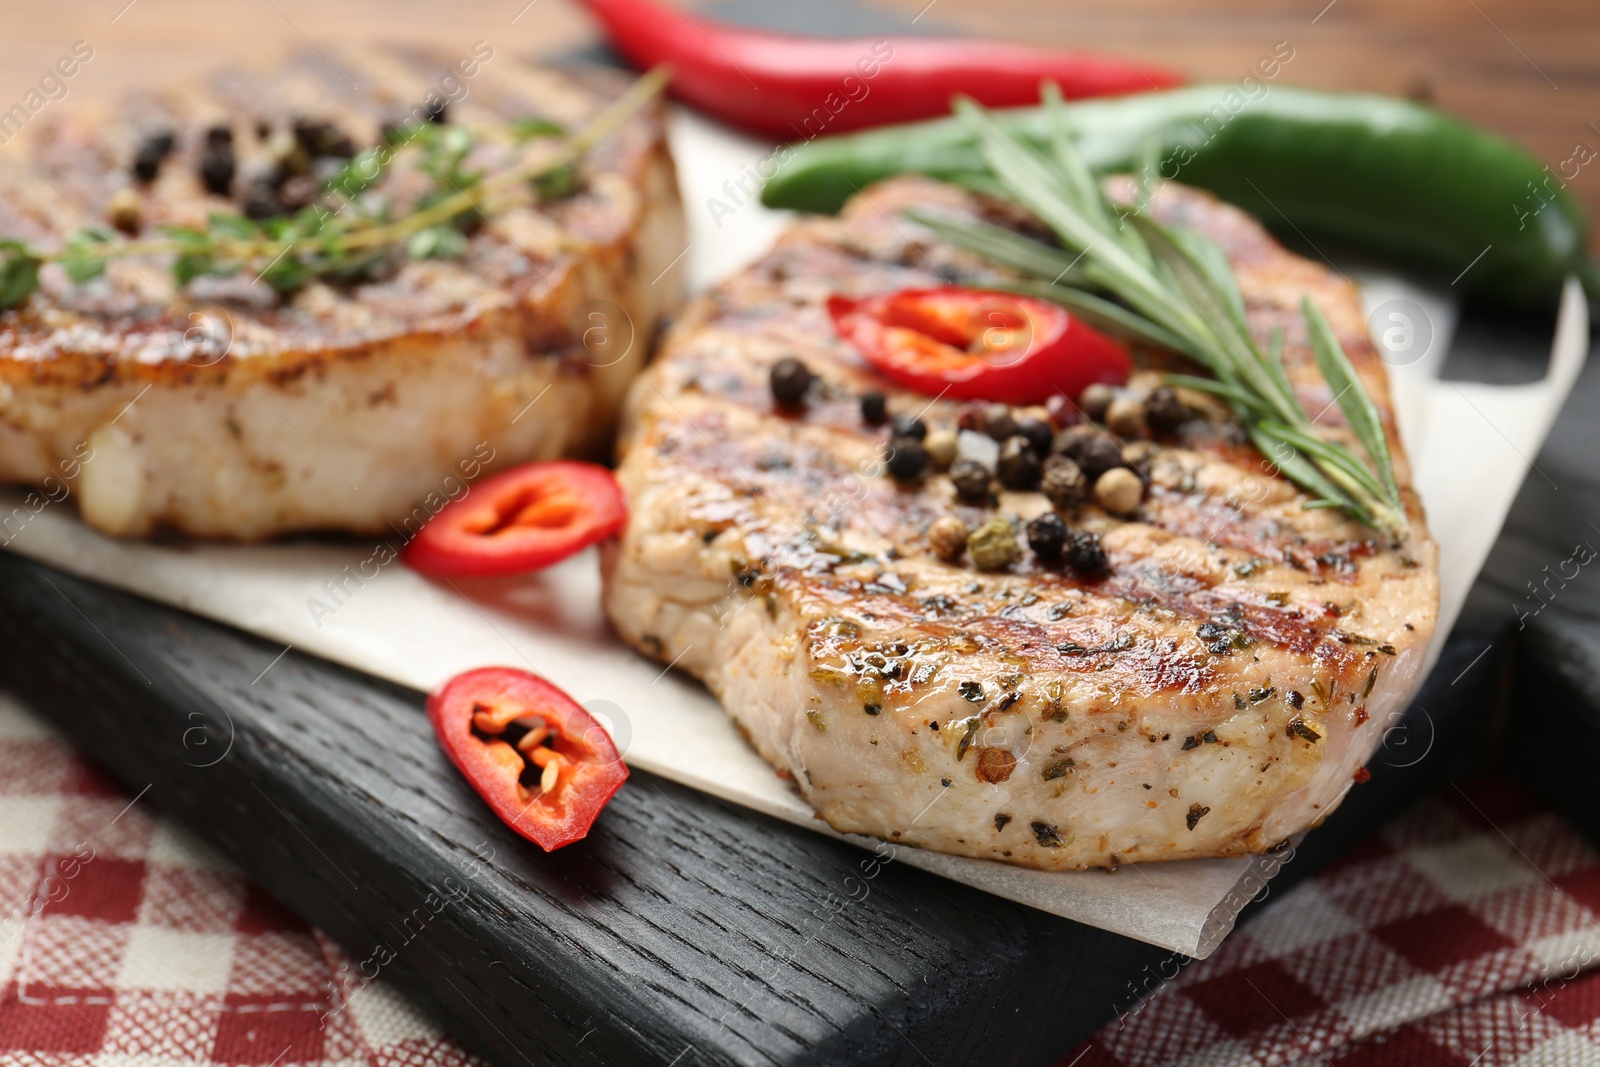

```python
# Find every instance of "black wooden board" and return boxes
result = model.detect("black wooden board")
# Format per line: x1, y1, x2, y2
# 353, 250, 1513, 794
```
0, 1, 1593, 1060
0, 554, 1506, 1066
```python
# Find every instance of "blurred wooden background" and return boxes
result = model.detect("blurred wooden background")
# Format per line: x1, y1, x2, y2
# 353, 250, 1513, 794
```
2, 0, 1596, 238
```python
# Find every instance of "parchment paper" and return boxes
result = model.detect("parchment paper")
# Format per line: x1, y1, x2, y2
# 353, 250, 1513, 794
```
0, 110, 1587, 958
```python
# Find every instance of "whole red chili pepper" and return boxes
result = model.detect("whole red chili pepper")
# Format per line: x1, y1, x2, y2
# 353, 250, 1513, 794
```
576, 0, 1183, 140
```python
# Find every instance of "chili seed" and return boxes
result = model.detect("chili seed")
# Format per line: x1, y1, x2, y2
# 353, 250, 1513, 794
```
949, 459, 991, 504
1027, 512, 1068, 560
967, 516, 1020, 570
1094, 468, 1144, 516
770, 357, 813, 408
997, 436, 1041, 491
1015, 416, 1053, 457
1106, 397, 1145, 439
886, 436, 928, 482
1146, 386, 1187, 431
1041, 456, 1087, 510
1080, 383, 1115, 421
981, 403, 1016, 441
927, 515, 968, 562
1065, 530, 1108, 574
859, 390, 888, 425
924, 429, 958, 471
891, 414, 926, 441
132, 130, 176, 183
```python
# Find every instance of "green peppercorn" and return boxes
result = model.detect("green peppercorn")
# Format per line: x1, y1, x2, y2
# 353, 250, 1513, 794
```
949, 459, 991, 504
967, 516, 1020, 570
770, 357, 813, 409
1027, 513, 1068, 560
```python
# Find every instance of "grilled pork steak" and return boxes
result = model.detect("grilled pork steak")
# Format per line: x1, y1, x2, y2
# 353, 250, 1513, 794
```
0, 48, 682, 539
604, 176, 1438, 870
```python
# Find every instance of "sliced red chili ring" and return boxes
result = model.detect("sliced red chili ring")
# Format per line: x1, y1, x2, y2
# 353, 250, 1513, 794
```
403, 461, 627, 578
428, 667, 628, 851
828, 285, 1131, 405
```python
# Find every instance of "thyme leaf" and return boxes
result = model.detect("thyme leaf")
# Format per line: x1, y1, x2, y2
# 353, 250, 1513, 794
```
0, 65, 670, 311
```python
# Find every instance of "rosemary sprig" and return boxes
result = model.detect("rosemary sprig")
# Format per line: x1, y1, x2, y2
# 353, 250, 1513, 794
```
910, 87, 1407, 538
0, 65, 670, 309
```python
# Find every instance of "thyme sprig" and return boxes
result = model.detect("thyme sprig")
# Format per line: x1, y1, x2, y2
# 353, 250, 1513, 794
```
909, 87, 1407, 538
0, 65, 670, 309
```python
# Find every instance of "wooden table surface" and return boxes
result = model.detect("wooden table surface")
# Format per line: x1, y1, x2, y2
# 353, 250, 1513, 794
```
3, 0, 1597, 240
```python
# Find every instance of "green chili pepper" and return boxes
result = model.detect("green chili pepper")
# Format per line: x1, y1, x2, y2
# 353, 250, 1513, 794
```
761, 85, 1592, 308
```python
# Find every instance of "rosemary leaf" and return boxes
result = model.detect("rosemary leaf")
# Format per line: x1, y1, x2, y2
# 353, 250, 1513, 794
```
1302, 295, 1401, 505
998, 279, 1195, 356
940, 92, 1409, 538
904, 209, 1092, 288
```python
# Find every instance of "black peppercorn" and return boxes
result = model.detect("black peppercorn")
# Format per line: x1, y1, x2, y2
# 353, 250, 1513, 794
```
949, 459, 991, 504
1065, 530, 1108, 574
1041, 456, 1088, 509
981, 403, 1016, 441
860, 390, 888, 426
132, 130, 176, 183
1287, 690, 1305, 710
1015, 417, 1052, 457
1145, 386, 1187, 432
891, 414, 926, 441
770, 358, 813, 409
1027, 512, 1068, 560
292, 117, 356, 159
1073, 435, 1127, 481
426, 98, 449, 124
886, 436, 928, 482
242, 178, 283, 220
198, 126, 235, 196
997, 436, 1041, 491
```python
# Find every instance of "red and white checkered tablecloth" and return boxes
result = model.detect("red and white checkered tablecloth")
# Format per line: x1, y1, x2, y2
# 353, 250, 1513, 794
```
5, 689, 1600, 1067
0, 693, 483, 1066
1069, 779, 1600, 1067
